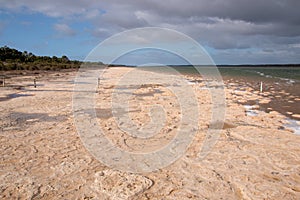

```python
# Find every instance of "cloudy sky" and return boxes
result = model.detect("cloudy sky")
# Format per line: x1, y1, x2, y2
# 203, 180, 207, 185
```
0, 0, 300, 65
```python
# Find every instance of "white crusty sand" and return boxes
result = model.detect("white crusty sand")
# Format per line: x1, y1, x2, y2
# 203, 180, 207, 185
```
0, 67, 299, 199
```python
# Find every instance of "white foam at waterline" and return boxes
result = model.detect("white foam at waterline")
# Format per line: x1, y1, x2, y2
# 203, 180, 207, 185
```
278, 77, 296, 84
198, 86, 209, 90
188, 80, 200, 85
244, 105, 258, 116
285, 118, 300, 135
255, 71, 265, 76
244, 105, 253, 110
246, 110, 258, 116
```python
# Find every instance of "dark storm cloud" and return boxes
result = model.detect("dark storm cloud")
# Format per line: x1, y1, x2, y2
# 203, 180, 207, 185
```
1, 0, 299, 63
93, 0, 300, 46
140, 0, 300, 25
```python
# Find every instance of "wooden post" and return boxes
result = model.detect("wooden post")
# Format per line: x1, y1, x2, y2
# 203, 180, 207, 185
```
2, 77, 4, 87
98, 78, 100, 87
34, 78, 36, 88
259, 81, 262, 93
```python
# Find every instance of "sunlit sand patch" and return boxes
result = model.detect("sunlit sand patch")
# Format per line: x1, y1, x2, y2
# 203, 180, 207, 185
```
92, 169, 153, 200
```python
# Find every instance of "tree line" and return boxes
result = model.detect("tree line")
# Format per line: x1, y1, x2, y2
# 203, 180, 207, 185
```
0, 46, 83, 70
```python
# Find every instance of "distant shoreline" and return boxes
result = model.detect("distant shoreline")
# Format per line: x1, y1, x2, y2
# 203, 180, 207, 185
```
2, 46, 300, 71
108, 64, 300, 68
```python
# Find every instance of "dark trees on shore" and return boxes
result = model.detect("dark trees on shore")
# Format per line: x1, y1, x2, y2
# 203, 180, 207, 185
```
0, 46, 81, 70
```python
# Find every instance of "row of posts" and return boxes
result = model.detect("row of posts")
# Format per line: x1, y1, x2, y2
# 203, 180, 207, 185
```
1, 77, 36, 88
2, 76, 263, 93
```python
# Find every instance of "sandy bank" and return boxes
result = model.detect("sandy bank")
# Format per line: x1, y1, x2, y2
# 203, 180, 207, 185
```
0, 67, 299, 199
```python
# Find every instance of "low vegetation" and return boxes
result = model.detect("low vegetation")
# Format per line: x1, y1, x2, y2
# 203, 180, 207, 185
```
0, 46, 83, 70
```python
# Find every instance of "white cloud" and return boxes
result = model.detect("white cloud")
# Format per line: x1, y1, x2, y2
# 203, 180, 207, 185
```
289, 44, 300, 48
54, 23, 76, 36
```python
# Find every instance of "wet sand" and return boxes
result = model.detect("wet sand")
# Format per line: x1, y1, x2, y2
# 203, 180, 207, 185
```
221, 75, 300, 121
0, 67, 300, 199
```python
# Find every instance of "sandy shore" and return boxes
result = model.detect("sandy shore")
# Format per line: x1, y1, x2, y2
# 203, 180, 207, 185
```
0, 67, 299, 199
